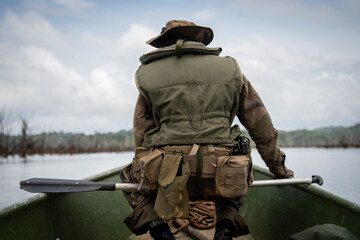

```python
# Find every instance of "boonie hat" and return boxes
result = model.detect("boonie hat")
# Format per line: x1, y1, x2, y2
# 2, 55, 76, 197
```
146, 20, 214, 48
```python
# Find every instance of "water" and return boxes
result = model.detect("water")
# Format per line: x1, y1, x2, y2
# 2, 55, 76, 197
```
251, 148, 360, 205
0, 152, 133, 210
0, 148, 359, 210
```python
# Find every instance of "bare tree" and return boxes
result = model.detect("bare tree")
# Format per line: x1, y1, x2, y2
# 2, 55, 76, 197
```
38, 132, 46, 155
18, 116, 36, 159
0, 110, 13, 158
0, 111, 6, 157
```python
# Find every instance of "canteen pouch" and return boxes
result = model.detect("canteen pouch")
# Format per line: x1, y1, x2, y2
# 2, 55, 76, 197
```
215, 154, 253, 198
154, 153, 190, 220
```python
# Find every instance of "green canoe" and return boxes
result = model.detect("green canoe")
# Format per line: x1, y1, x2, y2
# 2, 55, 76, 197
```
0, 165, 359, 240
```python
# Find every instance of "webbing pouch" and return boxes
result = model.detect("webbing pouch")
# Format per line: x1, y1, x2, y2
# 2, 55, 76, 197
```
132, 147, 163, 192
215, 155, 252, 198
185, 144, 218, 179
154, 153, 190, 220
140, 149, 163, 184
132, 147, 154, 183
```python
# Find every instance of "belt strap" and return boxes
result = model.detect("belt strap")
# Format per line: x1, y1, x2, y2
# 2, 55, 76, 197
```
208, 144, 215, 156
189, 144, 199, 156
196, 145, 203, 194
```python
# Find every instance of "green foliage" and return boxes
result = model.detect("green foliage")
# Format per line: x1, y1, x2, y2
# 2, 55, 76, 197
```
277, 123, 360, 148
243, 124, 360, 148
36, 130, 135, 153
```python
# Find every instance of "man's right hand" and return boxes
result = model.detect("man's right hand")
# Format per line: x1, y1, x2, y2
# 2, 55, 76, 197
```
270, 151, 294, 179
279, 166, 294, 179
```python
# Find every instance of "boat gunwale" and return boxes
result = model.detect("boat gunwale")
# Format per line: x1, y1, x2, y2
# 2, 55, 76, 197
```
1, 165, 359, 221
253, 165, 360, 216
0, 166, 124, 221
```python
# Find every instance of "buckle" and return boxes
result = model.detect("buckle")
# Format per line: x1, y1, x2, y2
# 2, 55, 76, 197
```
166, 149, 182, 155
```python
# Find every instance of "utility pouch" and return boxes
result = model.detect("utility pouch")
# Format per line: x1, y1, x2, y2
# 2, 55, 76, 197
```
132, 147, 164, 191
154, 152, 190, 220
215, 154, 253, 198
185, 144, 226, 179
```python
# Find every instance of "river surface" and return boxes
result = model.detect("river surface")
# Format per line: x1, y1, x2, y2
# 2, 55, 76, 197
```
0, 148, 359, 210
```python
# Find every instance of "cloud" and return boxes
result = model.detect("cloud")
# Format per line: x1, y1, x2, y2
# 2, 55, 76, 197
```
228, 0, 359, 23
53, 0, 96, 18
79, 22, 156, 69
0, 10, 64, 46
193, 9, 216, 21
20, 0, 96, 18
0, 10, 156, 133
0, 45, 81, 112
54, 0, 95, 10
223, 35, 360, 130
118, 23, 157, 50
0, 1, 359, 133
0, 42, 138, 133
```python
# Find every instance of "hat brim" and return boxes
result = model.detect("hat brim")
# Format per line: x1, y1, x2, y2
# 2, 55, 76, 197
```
147, 25, 213, 48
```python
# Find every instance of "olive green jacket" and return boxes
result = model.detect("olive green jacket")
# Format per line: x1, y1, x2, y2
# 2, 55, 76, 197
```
133, 41, 286, 176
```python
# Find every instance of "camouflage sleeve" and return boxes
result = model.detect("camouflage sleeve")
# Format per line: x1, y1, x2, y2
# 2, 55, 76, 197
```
237, 75, 287, 177
133, 94, 154, 147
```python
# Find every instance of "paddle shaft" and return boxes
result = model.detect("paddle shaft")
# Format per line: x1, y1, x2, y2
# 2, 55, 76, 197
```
20, 175, 323, 193
117, 176, 324, 189
251, 176, 321, 187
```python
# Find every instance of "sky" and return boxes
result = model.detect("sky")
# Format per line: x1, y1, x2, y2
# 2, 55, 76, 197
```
0, 0, 359, 134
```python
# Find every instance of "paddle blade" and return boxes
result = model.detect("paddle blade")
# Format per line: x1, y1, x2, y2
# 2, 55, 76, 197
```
20, 178, 115, 193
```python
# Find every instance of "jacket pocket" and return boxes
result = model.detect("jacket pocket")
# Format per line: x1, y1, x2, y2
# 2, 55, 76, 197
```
215, 155, 252, 198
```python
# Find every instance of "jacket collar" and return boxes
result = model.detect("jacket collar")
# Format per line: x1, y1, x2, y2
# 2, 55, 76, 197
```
140, 41, 222, 64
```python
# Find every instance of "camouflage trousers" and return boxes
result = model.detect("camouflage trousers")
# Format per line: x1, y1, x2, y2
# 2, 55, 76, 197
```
119, 164, 250, 237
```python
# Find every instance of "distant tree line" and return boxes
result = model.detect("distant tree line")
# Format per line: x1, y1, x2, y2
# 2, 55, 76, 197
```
0, 110, 359, 158
277, 124, 360, 148
242, 123, 360, 148
0, 112, 134, 158
0, 129, 134, 158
